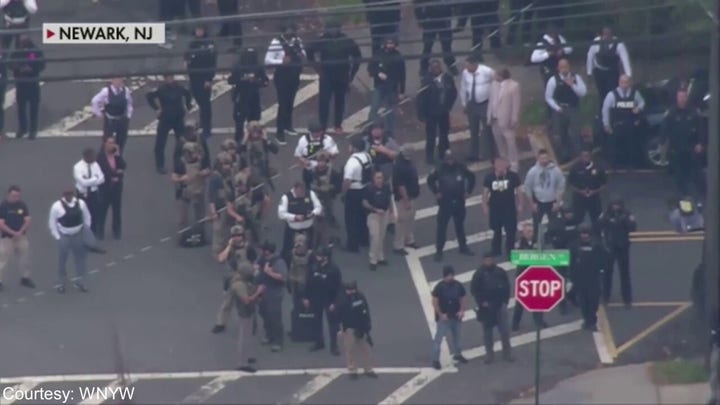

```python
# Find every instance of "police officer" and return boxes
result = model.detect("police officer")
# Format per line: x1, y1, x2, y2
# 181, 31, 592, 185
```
309, 152, 343, 248
471, 253, 513, 364
256, 241, 288, 352
172, 142, 210, 231
278, 182, 322, 266
362, 171, 393, 271
365, 122, 400, 180
363, 0, 400, 54
343, 138, 373, 252
208, 154, 236, 255
264, 24, 305, 144
91, 78, 134, 152
229, 48, 269, 144
337, 280, 377, 378
228, 172, 266, 245
296, 122, 340, 190
239, 121, 279, 190
586, 27, 633, 105
220, 139, 241, 173
303, 245, 342, 355
530, 25, 572, 86
567, 148, 607, 226
288, 231, 311, 305
601, 75, 646, 168
660, 89, 706, 199
11, 35, 43, 139
482, 156, 522, 259
392, 145, 420, 255
512, 224, 548, 331
367, 37, 406, 134
414, 0, 457, 76
427, 150, 476, 262
146, 75, 193, 174
1, 0, 36, 49
569, 225, 606, 331
597, 199, 636, 307
185, 25, 217, 139
215, 225, 256, 287
545, 58, 588, 163
546, 206, 578, 314
455, 0, 501, 52
306, 21, 362, 133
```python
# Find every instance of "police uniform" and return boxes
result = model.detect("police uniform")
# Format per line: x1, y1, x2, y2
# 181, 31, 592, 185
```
296, 127, 340, 189
337, 282, 374, 375
660, 106, 706, 198
597, 202, 636, 305
240, 134, 279, 189
10, 39, 43, 139
545, 209, 579, 313
208, 157, 236, 254
1, 0, 35, 49
265, 30, 305, 141
546, 72, 587, 162
303, 251, 342, 354
288, 232, 311, 304
569, 230, 606, 330
185, 32, 217, 139
530, 34, 572, 85
601, 87, 645, 167
471, 261, 513, 362
174, 143, 209, 230
146, 80, 193, 171
511, 237, 547, 330
343, 150, 373, 252
309, 163, 343, 248
363, 181, 392, 269
278, 188, 321, 266
587, 36, 632, 105
228, 48, 269, 143
426, 159, 476, 261
306, 23, 362, 131
567, 160, 606, 226
414, 0, 456, 75
231, 172, 263, 244
92, 84, 132, 151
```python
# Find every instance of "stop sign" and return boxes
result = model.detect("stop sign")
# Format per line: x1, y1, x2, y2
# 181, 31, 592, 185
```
515, 266, 566, 312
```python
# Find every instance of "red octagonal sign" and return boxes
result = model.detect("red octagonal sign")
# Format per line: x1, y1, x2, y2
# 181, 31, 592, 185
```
515, 266, 566, 312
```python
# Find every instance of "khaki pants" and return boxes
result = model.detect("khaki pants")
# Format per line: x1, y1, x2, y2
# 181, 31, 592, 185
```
0, 236, 30, 282
212, 212, 231, 255
393, 200, 416, 250
367, 212, 388, 265
177, 195, 205, 230
342, 329, 373, 373
237, 315, 257, 366
491, 122, 519, 172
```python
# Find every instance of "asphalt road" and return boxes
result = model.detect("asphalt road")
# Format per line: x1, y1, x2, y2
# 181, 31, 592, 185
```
0, 1, 706, 404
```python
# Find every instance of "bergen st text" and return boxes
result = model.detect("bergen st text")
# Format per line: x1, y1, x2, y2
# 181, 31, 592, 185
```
2, 384, 135, 404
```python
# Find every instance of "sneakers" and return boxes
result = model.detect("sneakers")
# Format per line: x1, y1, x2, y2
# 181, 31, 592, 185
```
211, 325, 226, 334
364, 370, 378, 378
20, 277, 36, 289
236, 365, 257, 373
285, 128, 299, 136
453, 354, 468, 364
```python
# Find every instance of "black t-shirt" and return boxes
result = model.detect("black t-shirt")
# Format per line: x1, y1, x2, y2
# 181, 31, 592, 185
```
431, 280, 466, 320
0, 200, 29, 237
483, 171, 520, 211
363, 184, 392, 211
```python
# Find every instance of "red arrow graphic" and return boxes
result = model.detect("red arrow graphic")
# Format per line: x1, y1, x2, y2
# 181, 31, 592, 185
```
46, 29, 55, 39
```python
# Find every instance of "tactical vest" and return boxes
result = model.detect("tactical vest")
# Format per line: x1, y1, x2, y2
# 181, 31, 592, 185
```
596, 40, 619, 69
290, 249, 310, 286
105, 86, 127, 118
367, 136, 392, 166
246, 139, 267, 170
611, 89, 636, 126
232, 279, 257, 318
3, 0, 29, 24
58, 200, 83, 228
311, 167, 334, 198
553, 74, 580, 108
286, 192, 314, 216
354, 154, 373, 184
183, 160, 205, 198
540, 37, 562, 77
230, 244, 251, 273
305, 134, 324, 158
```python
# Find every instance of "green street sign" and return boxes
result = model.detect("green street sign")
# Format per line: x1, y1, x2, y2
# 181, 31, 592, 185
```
510, 250, 571, 266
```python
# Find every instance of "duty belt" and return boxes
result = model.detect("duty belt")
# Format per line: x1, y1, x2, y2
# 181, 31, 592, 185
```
4, 15, 28, 25
104, 113, 126, 120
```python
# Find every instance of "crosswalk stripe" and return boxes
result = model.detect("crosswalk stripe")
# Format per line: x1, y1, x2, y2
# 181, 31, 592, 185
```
290, 372, 342, 403
43, 78, 149, 133
414, 195, 484, 220
2, 381, 39, 405
428, 262, 516, 289
378, 369, 447, 405
259, 80, 319, 125
73, 73, 319, 83
180, 375, 242, 404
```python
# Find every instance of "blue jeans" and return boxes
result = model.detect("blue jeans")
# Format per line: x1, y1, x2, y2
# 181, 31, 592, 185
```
369, 89, 397, 135
432, 319, 462, 362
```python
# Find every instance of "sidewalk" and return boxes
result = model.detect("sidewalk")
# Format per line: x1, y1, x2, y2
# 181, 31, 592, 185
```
509, 363, 710, 405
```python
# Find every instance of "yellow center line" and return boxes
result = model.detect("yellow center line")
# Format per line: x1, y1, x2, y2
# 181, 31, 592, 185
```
630, 236, 704, 243
615, 303, 692, 356
607, 301, 691, 308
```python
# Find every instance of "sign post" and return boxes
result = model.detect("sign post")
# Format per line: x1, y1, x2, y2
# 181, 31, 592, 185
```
511, 247, 569, 405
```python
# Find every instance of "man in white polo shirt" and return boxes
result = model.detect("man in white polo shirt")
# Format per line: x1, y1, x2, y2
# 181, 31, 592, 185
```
342, 137, 373, 252
73, 148, 105, 239
278, 182, 322, 265
48, 188, 92, 294
460, 54, 495, 162
295, 122, 339, 190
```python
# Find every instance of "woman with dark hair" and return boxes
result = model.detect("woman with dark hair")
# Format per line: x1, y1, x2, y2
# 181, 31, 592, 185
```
228, 47, 269, 144
96, 137, 126, 240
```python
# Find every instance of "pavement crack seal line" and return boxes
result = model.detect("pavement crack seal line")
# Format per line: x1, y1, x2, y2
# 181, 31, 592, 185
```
0, 2, 538, 314
614, 303, 692, 356
595, 305, 618, 364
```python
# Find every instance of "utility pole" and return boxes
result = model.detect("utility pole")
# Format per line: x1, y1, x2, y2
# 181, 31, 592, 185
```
704, 0, 719, 331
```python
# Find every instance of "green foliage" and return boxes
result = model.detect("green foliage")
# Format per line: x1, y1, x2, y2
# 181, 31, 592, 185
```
650, 359, 709, 385
317, 0, 365, 24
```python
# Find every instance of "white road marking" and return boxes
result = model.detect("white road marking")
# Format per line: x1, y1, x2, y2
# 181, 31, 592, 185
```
140, 245, 152, 252
3, 381, 39, 405
290, 371, 342, 403
593, 331, 614, 364
122, 254, 134, 260
79, 378, 135, 405
105, 261, 116, 268
33, 291, 45, 297
75, 73, 318, 83
428, 262, 516, 289
418, 150, 536, 185
0, 367, 445, 385
180, 375, 241, 404
462, 298, 517, 322
160, 236, 171, 243
414, 195, 484, 220
377, 369, 448, 405
16, 297, 26, 303
259, 80, 319, 126
341, 105, 370, 131
43, 78, 149, 134
462, 320, 584, 360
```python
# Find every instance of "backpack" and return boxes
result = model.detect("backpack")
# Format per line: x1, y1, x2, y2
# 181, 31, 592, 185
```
669, 199, 704, 233
178, 223, 207, 248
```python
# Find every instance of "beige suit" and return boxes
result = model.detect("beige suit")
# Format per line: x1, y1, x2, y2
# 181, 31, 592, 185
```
488, 79, 522, 171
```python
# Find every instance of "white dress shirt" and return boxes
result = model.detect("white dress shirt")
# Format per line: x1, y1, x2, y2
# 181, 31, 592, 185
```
601, 87, 646, 128
91, 85, 134, 119
74, 160, 105, 195
460, 65, 494, 106
586, 36, 632, 76
277, 189, 322, 230
264, 37, 306, 66
0, 0, 37, 24
530, 34, 573, 64
294, 134, 339, 168
545, 73, 588, 112
48, 198, 91, 240
343, 152, 371, 189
